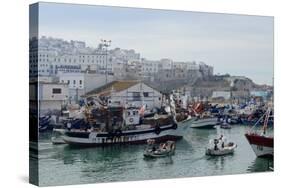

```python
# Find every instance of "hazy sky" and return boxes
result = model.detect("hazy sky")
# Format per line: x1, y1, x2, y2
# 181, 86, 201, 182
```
38, 2, 274, 85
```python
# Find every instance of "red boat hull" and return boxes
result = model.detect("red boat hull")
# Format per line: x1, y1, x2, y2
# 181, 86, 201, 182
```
245, 133, 273, 158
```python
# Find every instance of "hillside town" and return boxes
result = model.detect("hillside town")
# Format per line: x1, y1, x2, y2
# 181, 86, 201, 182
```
29, 36, 272, 116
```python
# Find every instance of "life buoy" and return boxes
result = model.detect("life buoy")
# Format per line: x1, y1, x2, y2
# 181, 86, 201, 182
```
155, 125, 161, 135
172, 123, 178, 130
129, 118, 134, 123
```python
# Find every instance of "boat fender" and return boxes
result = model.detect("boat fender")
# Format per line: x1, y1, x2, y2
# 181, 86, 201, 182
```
172, 123, 178, 130
155, 125, 161, 135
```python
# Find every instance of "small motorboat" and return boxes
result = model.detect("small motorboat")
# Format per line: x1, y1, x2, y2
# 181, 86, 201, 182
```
205, 136, 237, 156
144, 139, 176, 158
220, 121, 232, 129
51, 129, 66, 145
190, 116, 218, 129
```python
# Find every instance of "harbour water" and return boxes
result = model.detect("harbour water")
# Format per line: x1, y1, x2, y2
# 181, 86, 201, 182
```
37, 125, 273, 186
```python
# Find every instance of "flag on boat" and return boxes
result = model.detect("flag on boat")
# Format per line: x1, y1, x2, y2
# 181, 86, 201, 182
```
139, 104, 146, 117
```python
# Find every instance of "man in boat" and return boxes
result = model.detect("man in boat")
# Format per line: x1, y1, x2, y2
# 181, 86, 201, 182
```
67, 122, 71, 131
214, 139, 219, 150
219, 135, 226, 148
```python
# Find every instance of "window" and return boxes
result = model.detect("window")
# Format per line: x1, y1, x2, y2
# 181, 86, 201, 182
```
143, 92, 149, 97
132, 92, 141, 101
73, 80, 76, 85
79, 80, 82, 85
52, 88, 61, 94
133, 92, 140, 97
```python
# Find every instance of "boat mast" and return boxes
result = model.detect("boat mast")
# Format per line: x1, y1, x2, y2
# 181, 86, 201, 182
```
262, 108, 270, 135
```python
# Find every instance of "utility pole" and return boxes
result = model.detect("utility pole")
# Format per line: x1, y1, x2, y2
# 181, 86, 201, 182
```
100, 39, 111, 84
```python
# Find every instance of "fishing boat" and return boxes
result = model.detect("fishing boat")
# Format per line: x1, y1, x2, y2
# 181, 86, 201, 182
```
51, 129, 67, 144
189, 103, 218, 129
220, 123, 231, 129
205, 135, 237, 156
178, 115, 194, 124
143, 139, 176, 158
220, 120, 232, 129
61, 95, 189, 147
245, 108, 273, 158
190, 116, 218, 129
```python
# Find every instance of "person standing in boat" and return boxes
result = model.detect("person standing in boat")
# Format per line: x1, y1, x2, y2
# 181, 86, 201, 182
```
219, 135, 226, 148
214, 139, 219, 150
67, 122, 71, 131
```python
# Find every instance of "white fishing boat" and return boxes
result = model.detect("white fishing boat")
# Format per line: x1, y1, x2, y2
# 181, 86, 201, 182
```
220, 120, 232, 129
190, 116, 218, 129
61, 95, 189, 147
205, 136, 237, 156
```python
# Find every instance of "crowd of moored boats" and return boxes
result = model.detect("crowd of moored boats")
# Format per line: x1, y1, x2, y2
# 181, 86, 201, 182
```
35, 94, 274, 159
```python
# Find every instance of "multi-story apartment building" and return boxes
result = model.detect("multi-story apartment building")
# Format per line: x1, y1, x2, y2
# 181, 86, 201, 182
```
30, 37, 143, 78
140, 59, 159, 76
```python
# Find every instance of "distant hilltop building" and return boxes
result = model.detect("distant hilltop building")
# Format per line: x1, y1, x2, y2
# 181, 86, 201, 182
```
30, 36, 141, 77
174, 74, 272, 103
30, 36, 217, 106
30, 36, 214, 82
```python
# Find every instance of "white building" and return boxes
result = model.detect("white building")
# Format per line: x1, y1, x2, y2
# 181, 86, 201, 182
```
199, 62, 214, 76
59, 72, 115, 103
110, 48, 140, 62
70, 40, 86, 49
84, 81, 163, 109
112, 60, 126, 79
35, 82, 69, 115
140, 59, 159, 76
184, 61, 200, 71
159, 58, 173, 70
212, 91, 231, 100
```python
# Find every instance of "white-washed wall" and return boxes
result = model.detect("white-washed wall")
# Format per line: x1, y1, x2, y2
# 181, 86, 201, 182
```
110, 83, 162, 109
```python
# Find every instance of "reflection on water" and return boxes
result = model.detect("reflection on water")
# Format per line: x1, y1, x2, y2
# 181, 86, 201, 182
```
37, 125, 273, 186
247, 157, 273, 172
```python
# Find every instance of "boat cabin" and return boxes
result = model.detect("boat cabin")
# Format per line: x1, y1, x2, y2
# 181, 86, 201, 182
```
123, 107, 140, 125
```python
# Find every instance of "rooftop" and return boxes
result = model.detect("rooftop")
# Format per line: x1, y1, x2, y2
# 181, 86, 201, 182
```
83, 80, 140, 98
